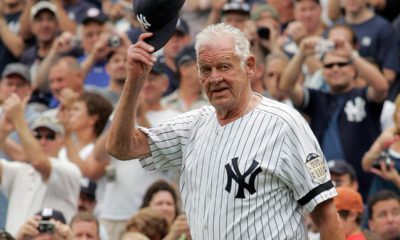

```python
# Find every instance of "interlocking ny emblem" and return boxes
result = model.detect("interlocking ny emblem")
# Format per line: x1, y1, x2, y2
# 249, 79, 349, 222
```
136, 14, 151, 30
225, 158, 262, 199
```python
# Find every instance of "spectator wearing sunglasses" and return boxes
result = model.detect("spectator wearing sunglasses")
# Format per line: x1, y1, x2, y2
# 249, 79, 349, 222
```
280, 33, 388, 199
0, 94, 81, 236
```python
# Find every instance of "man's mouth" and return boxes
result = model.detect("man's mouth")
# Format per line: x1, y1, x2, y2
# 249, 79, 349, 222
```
212, 87, 228, 93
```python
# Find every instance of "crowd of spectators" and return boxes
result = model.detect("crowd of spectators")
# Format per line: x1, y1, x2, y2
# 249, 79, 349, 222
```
0, 0, 399, 239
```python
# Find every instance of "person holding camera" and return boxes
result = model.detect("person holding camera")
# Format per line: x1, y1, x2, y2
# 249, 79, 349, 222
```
280, 29, 389, 199
78, 8, 130, 88
15, 208, 72, 240
362, 95, 400, 197
247, 4, 285, 60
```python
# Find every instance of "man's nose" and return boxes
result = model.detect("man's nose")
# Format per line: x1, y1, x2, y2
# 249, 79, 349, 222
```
209, 69, 222, 83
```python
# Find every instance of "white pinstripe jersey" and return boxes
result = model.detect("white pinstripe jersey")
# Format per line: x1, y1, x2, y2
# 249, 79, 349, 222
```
140, 96, 337, 240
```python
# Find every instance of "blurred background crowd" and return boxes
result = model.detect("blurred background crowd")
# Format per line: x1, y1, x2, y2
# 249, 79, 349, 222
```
0, 0, 399, 239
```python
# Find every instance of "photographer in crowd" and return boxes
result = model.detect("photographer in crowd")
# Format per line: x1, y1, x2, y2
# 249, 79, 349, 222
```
280, 29, 388, 198
15, 208, 72, 240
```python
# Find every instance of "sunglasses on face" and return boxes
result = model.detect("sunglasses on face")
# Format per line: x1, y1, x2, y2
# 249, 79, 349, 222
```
323, 61, 351, 69
34, 132, 56, 141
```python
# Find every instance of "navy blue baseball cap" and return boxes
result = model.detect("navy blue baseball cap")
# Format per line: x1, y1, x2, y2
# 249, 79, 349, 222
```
134, 0, 185, 52
328, 160, 357, 180
36, 208, 66, 224
175, 44, 196, 68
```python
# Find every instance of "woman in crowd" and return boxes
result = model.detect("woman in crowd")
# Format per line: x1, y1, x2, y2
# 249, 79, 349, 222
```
139, 180, 191, 240
58, 90, 113, 178
362, 94, 400, 197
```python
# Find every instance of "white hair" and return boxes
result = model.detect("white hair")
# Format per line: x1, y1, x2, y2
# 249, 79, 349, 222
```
195, 23, 251, 69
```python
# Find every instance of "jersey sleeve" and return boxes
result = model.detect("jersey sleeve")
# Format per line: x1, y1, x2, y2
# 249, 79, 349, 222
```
139, 109, 200, 171
277, 113, 337, 213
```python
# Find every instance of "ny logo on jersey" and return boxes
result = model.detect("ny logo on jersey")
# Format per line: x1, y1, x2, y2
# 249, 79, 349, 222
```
136, 14, 151, 30
225, 157, 262, 199
344, 97, 366, 122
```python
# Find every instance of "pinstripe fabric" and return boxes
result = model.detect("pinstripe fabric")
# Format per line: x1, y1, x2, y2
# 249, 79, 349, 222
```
140, 96, 337, 239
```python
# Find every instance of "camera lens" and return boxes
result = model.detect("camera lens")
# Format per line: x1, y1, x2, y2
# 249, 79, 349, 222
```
257, 27, 270, 40
108, 36, 121, 48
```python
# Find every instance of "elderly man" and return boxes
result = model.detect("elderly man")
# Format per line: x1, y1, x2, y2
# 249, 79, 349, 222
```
48, 56, 84, 108
107, 23, 343, 239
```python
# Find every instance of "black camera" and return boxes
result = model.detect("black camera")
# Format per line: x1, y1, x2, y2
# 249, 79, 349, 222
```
257, 27, 270, 40
37, 220, 55, 234
372, 152, 392, 170
108, 36, 121, 48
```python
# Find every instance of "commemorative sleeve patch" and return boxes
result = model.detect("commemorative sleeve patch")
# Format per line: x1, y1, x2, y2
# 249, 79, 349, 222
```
305, 153, 327, 184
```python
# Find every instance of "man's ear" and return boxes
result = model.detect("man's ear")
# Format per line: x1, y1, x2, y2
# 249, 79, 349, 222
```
245, 55, 256, 78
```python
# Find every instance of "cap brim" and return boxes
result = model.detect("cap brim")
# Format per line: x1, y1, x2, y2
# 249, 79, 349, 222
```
32, 124, 62, 135
145, 15, 180, 52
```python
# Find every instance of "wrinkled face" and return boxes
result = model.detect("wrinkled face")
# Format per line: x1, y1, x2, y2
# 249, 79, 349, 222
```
49, 63, 82, 100
369, 199, 400, 240
263, 58, 287, 101
344, 0, 367, 14
140, 73, 168, 104
222, 13, 249, 31
32, 11, 58, 43
322, 53, 355, 93
82, 22, 105, 54
68, 101, 96, 132
198, 36, 254, 112
0, 75, 31, 102
163, 32, 188, 60
149, 191, 176, 225
33, 127, 64, 157
106, 52, 127, 84
71, 220, 99, 240
294, 0, 321, 33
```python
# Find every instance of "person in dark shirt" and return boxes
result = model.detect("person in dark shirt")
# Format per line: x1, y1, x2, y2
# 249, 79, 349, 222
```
156, 18, 191, 96
0, 0, 25, 74
280, 35, 388, 198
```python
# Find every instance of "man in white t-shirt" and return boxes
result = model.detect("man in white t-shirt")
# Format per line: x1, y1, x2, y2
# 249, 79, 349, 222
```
107, 23, 344, 239
0, 94, 81, 235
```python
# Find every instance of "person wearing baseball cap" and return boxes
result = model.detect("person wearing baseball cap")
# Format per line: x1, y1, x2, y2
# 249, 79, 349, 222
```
328, 160, 359, 190
1, 63, 31, 103
20, 0, 59, 72
79, 178, 97, 213
334, 187, 369, 240
78, 7, 114, 88
0, 99, 81, 235
207, 0, 251, 32
0, 63, 42, 161
15, 208, 70, 239
161, 45, 209, 113
221, 1, 251, 31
